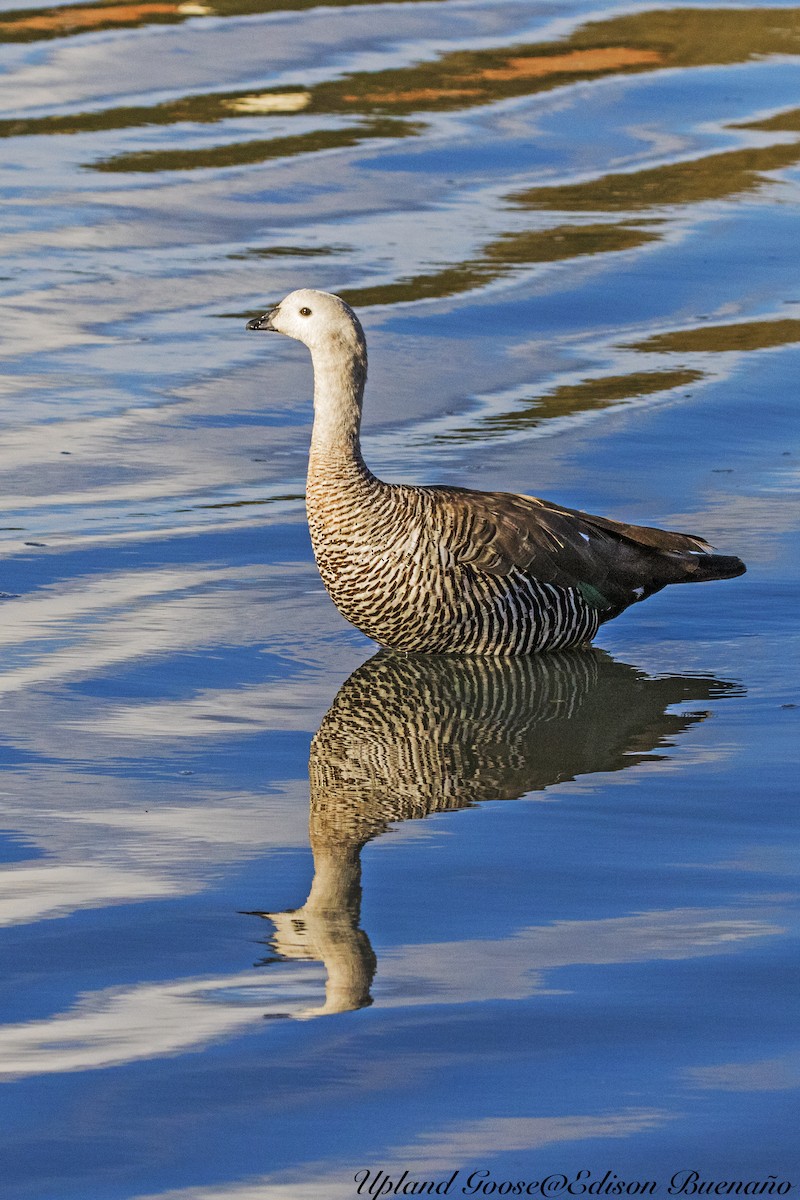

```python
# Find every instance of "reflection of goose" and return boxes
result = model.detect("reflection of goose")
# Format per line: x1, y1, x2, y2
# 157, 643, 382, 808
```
253, 649, 741, 1016
247, 289, 744, 654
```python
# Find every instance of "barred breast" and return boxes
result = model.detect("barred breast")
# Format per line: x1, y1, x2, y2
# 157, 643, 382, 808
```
306, 460, 599, 654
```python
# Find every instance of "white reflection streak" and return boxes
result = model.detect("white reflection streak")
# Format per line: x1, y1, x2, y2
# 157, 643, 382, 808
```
0, 566, 213, 641
379, 908, 785, 1004
389, 1110, 672, 1173
129, 1110, 672, 1200
0, 396, 299, 519
0, 966, 324, 1080
0, 906, 780, 1080
0, 781, 311, 927
137, 1185, 355, 1200
684, 1050, 800, 1093
93, 678, 327, 736
0, 564, 267, 698
0, 862, 180, 925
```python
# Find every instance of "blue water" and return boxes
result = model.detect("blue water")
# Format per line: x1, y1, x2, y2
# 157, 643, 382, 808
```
0, 0, 798, 1195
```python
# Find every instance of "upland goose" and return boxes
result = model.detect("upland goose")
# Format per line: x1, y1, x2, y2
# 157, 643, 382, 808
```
247, 289, 745, 655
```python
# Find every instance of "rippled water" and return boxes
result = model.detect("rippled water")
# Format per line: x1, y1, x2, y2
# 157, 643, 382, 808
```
0, 0, 798, 1195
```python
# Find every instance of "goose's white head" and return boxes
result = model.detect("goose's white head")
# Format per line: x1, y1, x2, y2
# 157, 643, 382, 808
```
247, 289, 369, 440
247, 288, 366, 359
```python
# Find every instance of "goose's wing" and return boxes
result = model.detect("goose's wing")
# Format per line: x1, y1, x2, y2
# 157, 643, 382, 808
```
434, 487, 740, 613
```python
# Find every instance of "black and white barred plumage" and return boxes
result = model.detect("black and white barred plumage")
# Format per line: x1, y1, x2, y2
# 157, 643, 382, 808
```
248, 289, 745, 655
256, 650, 740, 1014
307, 648, 740, 842
307, 461, 599, 653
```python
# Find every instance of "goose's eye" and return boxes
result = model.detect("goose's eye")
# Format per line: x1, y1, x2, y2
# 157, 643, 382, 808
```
299, 306, 312, 317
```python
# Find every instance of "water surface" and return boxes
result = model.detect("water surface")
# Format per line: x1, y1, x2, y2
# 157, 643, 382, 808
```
0, 0, 797, 1195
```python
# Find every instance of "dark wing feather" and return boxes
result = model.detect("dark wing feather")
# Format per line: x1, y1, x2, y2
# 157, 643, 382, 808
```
433, 486, 742, 614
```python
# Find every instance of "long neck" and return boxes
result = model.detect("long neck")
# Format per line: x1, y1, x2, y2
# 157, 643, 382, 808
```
308, 333, 372, 478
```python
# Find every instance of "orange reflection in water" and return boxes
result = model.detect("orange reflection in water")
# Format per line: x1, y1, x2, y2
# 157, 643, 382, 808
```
343, 87, 481, 104
0, 2, 178, 34
345, 46, 663, 106
480, 46, 662, 80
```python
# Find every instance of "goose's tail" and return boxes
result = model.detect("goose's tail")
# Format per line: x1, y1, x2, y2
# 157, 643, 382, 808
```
682, 552, 746, 583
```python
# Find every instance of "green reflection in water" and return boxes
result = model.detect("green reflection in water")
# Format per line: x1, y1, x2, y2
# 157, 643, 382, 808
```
627, 318, 800, 354
227, 245, 347, 261
342, 224, 661, 308
252, 649, 742, 1017
89, 118, 417, 173
177, 493, 305, 511
738, 107, 800, 132
449, 318, 800, 444
440, 370, 704, 443
515, 142, 800, 212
